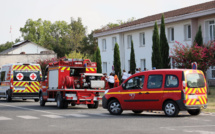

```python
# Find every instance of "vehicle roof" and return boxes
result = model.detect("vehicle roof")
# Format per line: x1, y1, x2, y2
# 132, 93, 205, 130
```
131, 69, 201, 77
2, 63, 40, 66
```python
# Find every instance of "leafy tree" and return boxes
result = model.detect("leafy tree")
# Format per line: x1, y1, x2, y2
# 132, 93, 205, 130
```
0, 41, 14, 52
20, 19, 44, 44
66, 51, 90, 59
20, 18, 87, 57
114, 43, 121, 81
152, 21, 162, 69
70, 17, 86, 52
80, 31, 98, 56
160, 14, 170, 68
171, 41, 215, 74
194, 25, 203, 46
130, 40, 136, 74
95, 47, 102, 73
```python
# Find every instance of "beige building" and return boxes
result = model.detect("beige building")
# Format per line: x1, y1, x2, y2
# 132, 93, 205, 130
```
0, 40, 57, 69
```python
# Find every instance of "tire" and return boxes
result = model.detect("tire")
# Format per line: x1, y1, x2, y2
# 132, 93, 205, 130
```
132, 110, 143, 114
34, 99, 39, 102
39, 94, 46, 106
108, 99, 123, 115
57, 95, 64, 109
63, 101, 68, 109
87, 101, 99, 109
187, 109, 201, 116
6, 91, 12, 102
163, 101, 179, 117
71, 103, 76, 106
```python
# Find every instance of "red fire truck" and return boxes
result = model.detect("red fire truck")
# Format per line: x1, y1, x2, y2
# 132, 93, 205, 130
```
39, 59, 105, 109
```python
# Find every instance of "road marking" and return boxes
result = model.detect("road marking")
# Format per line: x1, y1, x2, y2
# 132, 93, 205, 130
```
88, 113, 111, 117
42, 115, 64, 119
160, 125, 215, 129
0, 116, 12, 121
65, 114, 89, 118
17, 115, 39, 119
0, 104, 59, 115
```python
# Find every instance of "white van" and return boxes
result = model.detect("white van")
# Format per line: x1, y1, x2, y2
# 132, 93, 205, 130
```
0, 63, 42, 102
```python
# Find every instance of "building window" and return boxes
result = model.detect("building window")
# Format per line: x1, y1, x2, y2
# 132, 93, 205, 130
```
184, 24, 191, 40
127, 35, 132, 48
140, 59, 146, 70
168, 27, 174, 42
103, 62, 107, 73
112, 37, 117, 50
211, 66, 215, 79
139, 33, 145, 47
102, 39, 106, 51
209, 20, 215, 41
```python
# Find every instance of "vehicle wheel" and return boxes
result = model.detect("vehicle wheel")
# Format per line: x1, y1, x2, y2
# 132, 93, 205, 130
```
57, 95, 64, 109
63, 101, 68, 109
6, 92, 12, 102
108, 99, 123, 115
87, 101, 99, 109
39, 94, 46, 106
187, 109, 201, 116
132, 110, 143, 114
34, 99, 39, 102
163, 101, 179, 117
71, 103, 76, 106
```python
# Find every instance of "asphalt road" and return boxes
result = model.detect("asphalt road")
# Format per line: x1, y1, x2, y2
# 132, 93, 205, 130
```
0, 99, 215, 134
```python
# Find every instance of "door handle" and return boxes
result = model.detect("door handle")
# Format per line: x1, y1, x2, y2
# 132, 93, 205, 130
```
145, 92, 150, 94
138, 92, 143, 94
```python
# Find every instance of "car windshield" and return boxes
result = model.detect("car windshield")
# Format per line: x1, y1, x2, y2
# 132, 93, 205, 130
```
13, 71, 40, 81
186, 73, 205, 88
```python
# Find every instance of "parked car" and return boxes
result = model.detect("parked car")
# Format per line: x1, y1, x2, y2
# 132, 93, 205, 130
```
102, 69, 207, 117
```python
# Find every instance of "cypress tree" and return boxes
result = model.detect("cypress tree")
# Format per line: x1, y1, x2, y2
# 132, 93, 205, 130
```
194, 25, 203, 46
113, 43, 121, 81
130, 40, 136, 74
152, 21, 162, 69
95, 47, 102, 73
160, 14, 170, 68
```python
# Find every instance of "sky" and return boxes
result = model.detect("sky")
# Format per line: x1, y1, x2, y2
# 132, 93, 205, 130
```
0, 0, 213, 44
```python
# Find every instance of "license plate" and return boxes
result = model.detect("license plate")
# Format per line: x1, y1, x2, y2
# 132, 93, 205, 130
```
188, 95, 198, 99
14, 88, 25, 90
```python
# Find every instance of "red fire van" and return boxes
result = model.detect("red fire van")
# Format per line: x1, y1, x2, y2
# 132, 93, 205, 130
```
102, 69, 208, 117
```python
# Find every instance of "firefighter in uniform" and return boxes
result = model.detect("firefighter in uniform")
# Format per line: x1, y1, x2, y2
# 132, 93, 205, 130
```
114, 73, 119, 87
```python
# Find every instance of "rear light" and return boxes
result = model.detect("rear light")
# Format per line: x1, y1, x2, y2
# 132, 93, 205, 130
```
183, 100, 186, 104
182, 81, 186, 93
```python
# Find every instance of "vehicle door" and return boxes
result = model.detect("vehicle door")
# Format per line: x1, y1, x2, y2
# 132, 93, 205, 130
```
142, 73, 164, 110
121, 75, 145, 110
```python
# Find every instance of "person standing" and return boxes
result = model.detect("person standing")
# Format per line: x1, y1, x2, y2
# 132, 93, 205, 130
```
128, 71, 132, 77
114, 73, 119, 87
121, 70, 128, 83
107, 73, 115, 88
136, 68, 140, 73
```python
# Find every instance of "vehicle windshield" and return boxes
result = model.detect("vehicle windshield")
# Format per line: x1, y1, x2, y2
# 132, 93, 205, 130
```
186, 73, 205, 88
13, 71, 40, 81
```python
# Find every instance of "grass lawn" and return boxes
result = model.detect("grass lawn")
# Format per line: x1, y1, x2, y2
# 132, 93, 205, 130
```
203, 87, 215, 113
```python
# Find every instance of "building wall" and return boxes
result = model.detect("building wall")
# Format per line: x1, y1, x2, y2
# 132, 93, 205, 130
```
8, 43, 48, 54
0, 54, 57, 69
97, 15, 215, 84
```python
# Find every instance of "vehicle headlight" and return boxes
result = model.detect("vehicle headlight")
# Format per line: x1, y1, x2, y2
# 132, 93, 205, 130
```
104, 89, 109, 95
82, 79, 86, 82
